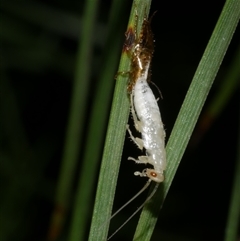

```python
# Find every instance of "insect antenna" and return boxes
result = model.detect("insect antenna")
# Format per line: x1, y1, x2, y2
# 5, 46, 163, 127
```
150, 80, 163, 99
98, 179, 151, 237
107, 181, 159, 240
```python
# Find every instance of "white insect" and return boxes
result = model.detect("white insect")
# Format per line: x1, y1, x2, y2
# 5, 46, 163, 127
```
127, 60, 166, 183
108, 62, 166, 240
107, 12, 166, 240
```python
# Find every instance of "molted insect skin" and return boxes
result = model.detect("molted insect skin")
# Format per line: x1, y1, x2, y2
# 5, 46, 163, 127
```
123, 28, 135, 53
127, 16, 154, 93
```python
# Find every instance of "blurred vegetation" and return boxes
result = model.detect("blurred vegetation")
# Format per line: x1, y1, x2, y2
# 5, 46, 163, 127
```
0, 0, 239, 241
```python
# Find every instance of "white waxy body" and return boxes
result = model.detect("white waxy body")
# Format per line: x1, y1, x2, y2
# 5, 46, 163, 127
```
107, 14, 166, 240
127, 62, 166, 183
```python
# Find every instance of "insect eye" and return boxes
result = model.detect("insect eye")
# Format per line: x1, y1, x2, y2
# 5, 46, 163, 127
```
150, 171, 157, 177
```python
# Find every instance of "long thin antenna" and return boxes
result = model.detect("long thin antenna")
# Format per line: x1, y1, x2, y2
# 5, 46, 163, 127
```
150, 80, 163, 99
107, 182, 159, 240
99, 179, 152, 235
109, 179, 151, 221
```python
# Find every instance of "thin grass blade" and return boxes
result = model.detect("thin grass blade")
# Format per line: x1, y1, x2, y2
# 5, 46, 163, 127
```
88, 1, 153, 240
133, 0, 240, 240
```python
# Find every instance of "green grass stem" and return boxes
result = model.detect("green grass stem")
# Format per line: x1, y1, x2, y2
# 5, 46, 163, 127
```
48, 0, 100, 239
224, 112, 240, 241
67, 0, 129, 240
88, 1, 153, 240
133, 0, 240, 240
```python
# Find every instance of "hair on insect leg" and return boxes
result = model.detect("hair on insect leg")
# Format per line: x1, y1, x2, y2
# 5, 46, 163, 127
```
126, 124, 144, 150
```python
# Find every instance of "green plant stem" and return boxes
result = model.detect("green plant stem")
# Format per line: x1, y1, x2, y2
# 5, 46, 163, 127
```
224, 111, 240, 241
67, 0, 128, 240
48, 0, 99, 239
88, 1, 152, 241
133, 0, 240, 240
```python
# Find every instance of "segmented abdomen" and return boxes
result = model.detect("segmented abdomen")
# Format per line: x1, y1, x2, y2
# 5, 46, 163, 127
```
133, 78, 166, 172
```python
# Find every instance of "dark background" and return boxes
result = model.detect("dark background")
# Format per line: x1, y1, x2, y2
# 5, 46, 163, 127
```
1, 0, 239, 240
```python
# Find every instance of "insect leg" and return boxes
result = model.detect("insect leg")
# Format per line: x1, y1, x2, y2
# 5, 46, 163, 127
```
130, 92, 142, 132
128, 155, 149, 164
126, 124, 144, 150
134, 169, 148, 177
